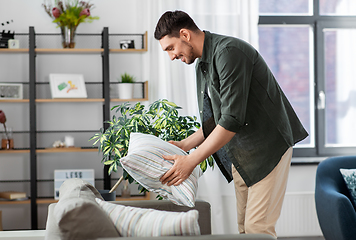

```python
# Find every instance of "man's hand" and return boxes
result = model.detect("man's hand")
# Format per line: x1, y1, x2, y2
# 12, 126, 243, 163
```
161, 125, 236, 187
160, 154, 196, 186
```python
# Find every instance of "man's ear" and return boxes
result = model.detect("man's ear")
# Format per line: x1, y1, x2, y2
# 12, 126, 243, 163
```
180, 29, 191, 41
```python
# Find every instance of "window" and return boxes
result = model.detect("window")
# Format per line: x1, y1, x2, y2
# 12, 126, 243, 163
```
258, 0, 356, 160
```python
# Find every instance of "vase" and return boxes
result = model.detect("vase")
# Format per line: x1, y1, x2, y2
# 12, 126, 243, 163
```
61, 26, 76, 48
1, 127, 13, 150
121, 180, 131, 198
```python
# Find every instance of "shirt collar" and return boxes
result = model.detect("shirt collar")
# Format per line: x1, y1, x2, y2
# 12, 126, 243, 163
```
200, 30, 212, 64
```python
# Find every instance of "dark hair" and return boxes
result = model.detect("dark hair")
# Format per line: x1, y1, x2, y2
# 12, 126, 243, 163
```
154, 10, 200, 40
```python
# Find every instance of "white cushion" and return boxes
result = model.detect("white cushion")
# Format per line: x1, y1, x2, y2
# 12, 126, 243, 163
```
96, 198, 201, 237
120, 133, 202, 207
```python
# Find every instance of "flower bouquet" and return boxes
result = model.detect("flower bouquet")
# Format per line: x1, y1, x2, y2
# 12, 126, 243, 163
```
43, 0, 99, 48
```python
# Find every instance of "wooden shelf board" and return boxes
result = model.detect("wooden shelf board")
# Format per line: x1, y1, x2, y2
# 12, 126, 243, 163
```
0, 193, 149, 205
0, 99, 29, 103
116, 193, 151, 201
36, 147, 98, 153
36, 199, 58, 204
36, 194, 150, 205
0, 49, 29, 53
0, 199, 30, 205
36, 98, 104, 103
0, 149, 30, 154
35, 48, 103, 54
110, 49, 147, 53
111, 97, 148, 102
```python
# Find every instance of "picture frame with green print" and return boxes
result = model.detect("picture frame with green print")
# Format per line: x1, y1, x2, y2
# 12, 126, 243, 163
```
49, 73, 87, 98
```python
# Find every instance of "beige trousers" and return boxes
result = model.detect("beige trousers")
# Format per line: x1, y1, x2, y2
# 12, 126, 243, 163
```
232, 147, 293, 238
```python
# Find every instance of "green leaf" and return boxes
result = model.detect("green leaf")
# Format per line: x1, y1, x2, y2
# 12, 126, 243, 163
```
104, 160, 114, 165
200, 160, 207, 172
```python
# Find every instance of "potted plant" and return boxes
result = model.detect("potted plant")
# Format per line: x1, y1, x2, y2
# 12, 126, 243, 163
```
118, 72, 135, 99
89, 99, 214, 194
43, 0, 99, 48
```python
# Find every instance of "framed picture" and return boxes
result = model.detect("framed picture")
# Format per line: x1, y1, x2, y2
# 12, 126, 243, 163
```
0, 83, 23, 99
49, 74, 87, 98
54, 169, 95, 199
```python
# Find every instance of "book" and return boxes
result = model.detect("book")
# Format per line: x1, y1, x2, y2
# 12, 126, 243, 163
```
0, 191, 27, 200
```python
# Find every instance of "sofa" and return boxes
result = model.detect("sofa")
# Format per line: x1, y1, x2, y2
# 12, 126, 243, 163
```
44, 178, 275, 240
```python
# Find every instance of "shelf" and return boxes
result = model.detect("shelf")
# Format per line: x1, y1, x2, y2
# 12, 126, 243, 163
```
0, 193, 150, 205
0, 27, 150, 230
35, 98, 105, 103
111, 97, 149, 102
110, 49, 147, 53
36, 147, 98, 153
36, 199, 57, 204
0, 149, 30, 154
0, 49, 29, 53
0, 99, 29, 103
110, 31, 148, 52
35, 48, 103, 54
36, 193, 150, 205
0, 199, 30, 205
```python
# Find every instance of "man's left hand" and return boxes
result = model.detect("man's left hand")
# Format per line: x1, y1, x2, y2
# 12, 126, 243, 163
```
160, 155, 196, 186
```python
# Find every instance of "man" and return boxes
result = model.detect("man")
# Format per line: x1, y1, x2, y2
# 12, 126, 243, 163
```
154, 10, 308, 238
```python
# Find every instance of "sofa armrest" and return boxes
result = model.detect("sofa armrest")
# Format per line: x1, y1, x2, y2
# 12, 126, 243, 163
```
113, 200, 211, 235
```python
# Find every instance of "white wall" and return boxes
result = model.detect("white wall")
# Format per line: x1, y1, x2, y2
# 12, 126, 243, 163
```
1, 0, 324, 235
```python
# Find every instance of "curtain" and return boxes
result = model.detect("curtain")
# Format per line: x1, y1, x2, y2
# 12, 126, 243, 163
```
145, 0, 259, 234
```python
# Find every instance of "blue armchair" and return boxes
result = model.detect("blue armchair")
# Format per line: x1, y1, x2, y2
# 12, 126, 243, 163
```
315, 156, 356, 240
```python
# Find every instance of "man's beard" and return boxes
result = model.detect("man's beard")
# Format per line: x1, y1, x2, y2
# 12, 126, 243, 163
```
181, 40, 195, 65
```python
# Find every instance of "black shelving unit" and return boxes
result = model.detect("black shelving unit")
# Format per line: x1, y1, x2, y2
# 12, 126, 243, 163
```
0, 26, 148, 230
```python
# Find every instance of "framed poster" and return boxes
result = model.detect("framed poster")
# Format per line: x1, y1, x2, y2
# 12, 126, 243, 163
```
49, 74, 87, 98
54, 169, 95, 199
0, 83, 23, 99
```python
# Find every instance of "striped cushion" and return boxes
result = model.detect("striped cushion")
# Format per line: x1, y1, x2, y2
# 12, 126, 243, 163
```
120, 133, 201, 207
96, 198, 201, 237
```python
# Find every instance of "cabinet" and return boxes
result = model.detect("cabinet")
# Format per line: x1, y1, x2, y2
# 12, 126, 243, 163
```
0, 26, 149, 230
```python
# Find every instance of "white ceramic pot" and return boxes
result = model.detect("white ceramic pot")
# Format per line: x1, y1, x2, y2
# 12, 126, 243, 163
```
118, 83, 134, 99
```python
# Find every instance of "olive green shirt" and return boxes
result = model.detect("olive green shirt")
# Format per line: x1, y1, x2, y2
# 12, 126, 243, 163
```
196, 31, 308, 187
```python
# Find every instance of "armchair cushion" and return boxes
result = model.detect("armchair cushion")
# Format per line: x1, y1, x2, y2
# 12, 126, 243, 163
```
340, 168, 356, 207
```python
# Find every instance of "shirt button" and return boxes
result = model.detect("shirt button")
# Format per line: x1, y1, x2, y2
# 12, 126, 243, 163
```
200, 111, 202, 113
245, 123, 248, 126
201, 91, 204, 94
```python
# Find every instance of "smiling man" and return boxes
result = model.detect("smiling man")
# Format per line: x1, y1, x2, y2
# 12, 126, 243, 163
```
154, 10, 308, 238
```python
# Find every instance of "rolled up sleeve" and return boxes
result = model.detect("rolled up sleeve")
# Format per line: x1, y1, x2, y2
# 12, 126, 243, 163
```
215, 47, 254, 133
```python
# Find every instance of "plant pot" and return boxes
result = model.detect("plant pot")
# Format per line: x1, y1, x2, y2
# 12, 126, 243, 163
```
98, 189, 116, 201
61, 26, 76, 48
118, 83, 134, 99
